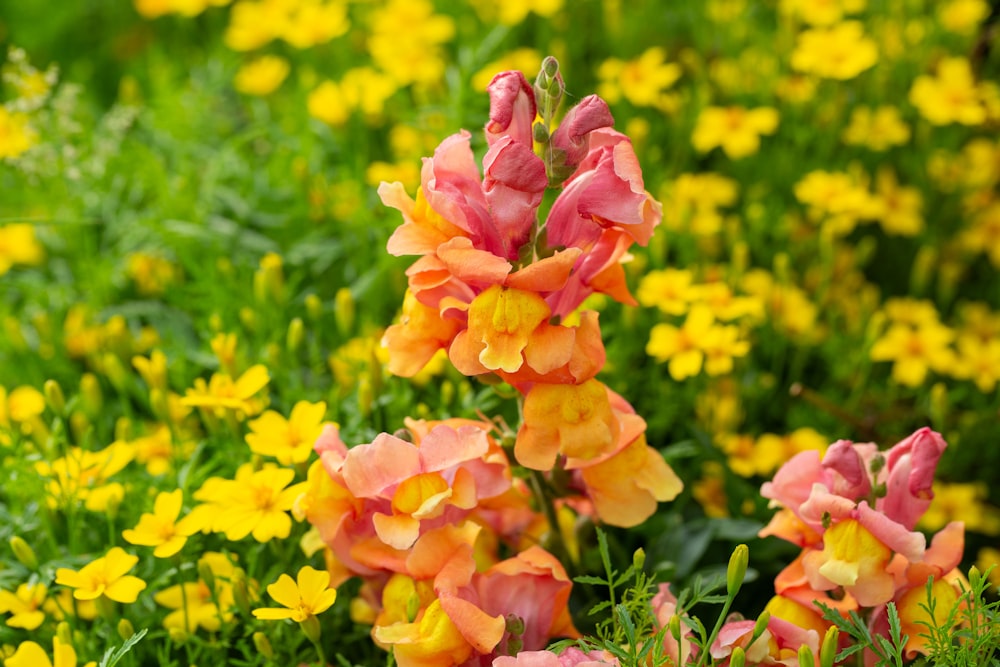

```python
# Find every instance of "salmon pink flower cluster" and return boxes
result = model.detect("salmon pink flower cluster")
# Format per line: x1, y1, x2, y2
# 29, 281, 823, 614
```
298, 59, 684, 667
709, 427, 966, 665
378, 60, 681, 528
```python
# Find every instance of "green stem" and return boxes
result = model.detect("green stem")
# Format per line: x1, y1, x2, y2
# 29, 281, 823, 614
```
526, 467, 574, 576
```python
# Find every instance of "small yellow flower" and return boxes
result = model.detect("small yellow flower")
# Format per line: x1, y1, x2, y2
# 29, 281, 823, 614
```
122, 489, 200, 557
253, 565, 337, 622
870, 322, 956, 387
54, 547, 146, 603
472, 48, 542, 92
841, 106, 910, 151
791, 21, 878, 80
6, 636, 95, 667
0, 107, 37, 159
154, 551, 242, 632
691, 106, 779, 159
597, 47, 682, 110
637, 268, 696, 315
0, 582, 48, 630
181, 364, 270, 418
0, 223, 45, 274
246, 400, 330, 465
193, 464, 304, 542
938, 0, 990, 35
909, 57, 986, 126
234, 55, 289, 96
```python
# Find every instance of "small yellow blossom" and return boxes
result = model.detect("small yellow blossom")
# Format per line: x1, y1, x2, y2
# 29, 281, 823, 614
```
0, 582, 48, 630
234, 55, 289, 96
909, 57, 987, 126
193, 464, 305, 542
960, 202, 1000, 268
154, 552, 242, 632
253, 565, 337, 622
794, 170, 877, 235
6, 636, 95, 667
637, 268, 696, 316
647, 304, 749, 380
779, 0, 866, 25
367, 0, 455, 86
870, 322, 956, 387
181, 364, 270, 418
952, 335, 1000, 392
471, 0, 563, 25
692, 106, 779, 159
920, 482, 1000, 534
54, 547, 146, 603
791, 21, 878, 80
0, 107, 37, 159
0, 224, 45, 275
841, 106, 910, 151
872, 168, 923, 236
34, 442, 134, 510
246, 400, 330, 465
122, 489, 201, 558
660, 173, 739, 235
472, 48, 542, 92
597, 47, 682, 110
938, 0, 990, 35
126, 252, 180, 295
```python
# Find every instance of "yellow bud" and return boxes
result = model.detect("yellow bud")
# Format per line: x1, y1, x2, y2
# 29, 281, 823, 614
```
102, 353, 129, 392
357, 375, 373, 418
57, 621, 73, 645
209, 313, 224, 332
727, 544, 749, 597
239, 307, 257, 332
43, 379, 66, 416
115, 417, 132, 442
334, 287, 355, 336
305, 293, 323, 321
3, 316, 27, 351
168, 626, 188, 644
668, 614, 682, 642
300, 614, 322, 644
118, 617, 136, 641
632, 547, 646, 571
730, 646, 746, 667
232, 568, 252, 616
287, 317, 305, 354
9, 536, 38, 570
149, 388, 169, 421
79, 372, 103, 416
69, 411, 90, 442
252, 631, 275, 659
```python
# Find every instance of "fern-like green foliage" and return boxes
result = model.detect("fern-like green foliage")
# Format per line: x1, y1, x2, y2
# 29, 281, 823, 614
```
913, 566, 1000, 667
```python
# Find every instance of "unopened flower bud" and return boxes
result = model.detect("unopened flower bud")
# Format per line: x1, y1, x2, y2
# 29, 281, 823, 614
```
668, 614, 682, 642
57, 621, 73, 645
730, 646, 746, 667
632, 548, 646, 572
286, 317, 304, 354
239, 307, 257, 332
168, 627, 188, 644
752, 610, 770, 641
118, 618, 135, 641
79, 372, 103, 416
254, 252, 285, 304
198, 559, 217, 594
44, 379, 66, 416
334, 287, 355, 336
300, 614, 322, 644
727, 544, 749, 597
253, 631, 275, 659
305, 293, 323, 321
232, 568, 252, 616
69, 410, 90, 442
532, 122, 550, 143
798, 643, 815, 667
9, 536, 38, 570
504, 614, 525, 636
820, 626, 839, 667
102, 353, 129, 392
115, 416, 132, 442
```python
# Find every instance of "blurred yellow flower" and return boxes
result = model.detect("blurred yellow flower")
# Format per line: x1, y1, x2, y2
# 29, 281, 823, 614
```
691, 106, 779, 159
308, 80, 350, 126
55, 547, 146, 603
791, 21, 878, 79
637, 268, 696, 316
181, 364, 270, 418
953, 335, 1000, 392
841, 106, 910, 151
126, 252, 180, 295
122, 489, 200, 558
920, 482, 1000, 534
872, 168, 923, 236
154, 552, 241, 632
909, 57, 986, 126
253, 565, 337, 621
794, 169, 877, 235
0, 582, 48, 630
660, 172, 739, 236
870, 321, 956, 387
224, 0, 346, 51
938, 0, 990, 35
471, 0, 563, 25
960, 202, 1000, 268
0, 223, 45, 274
0, 107, 37, 159
234, 55, 289, 96
472, 48, 542, 92
779, 0, 866, 25
5, 636, 95, 667
597, 47, 682, 110
246, 400, 330, 465
368, 0, 454, 86
647, 304, 749, 380
34, 442, 134, 510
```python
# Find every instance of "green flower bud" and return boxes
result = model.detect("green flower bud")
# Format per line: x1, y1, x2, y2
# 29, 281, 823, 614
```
798, 643, 815, 667
286, 317, 305, 354
334, 287, 355, 336
9, 536, 38, 570
253, 631, 275, 659
43, 379, 66, 416
730, 646, 746, 667
820, 626, 840, 667
305, 293, 323, 321
632, 547, 646, 572
118, 618, 135, 641
56, 621, 73, 645
727, 544, 749, 597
